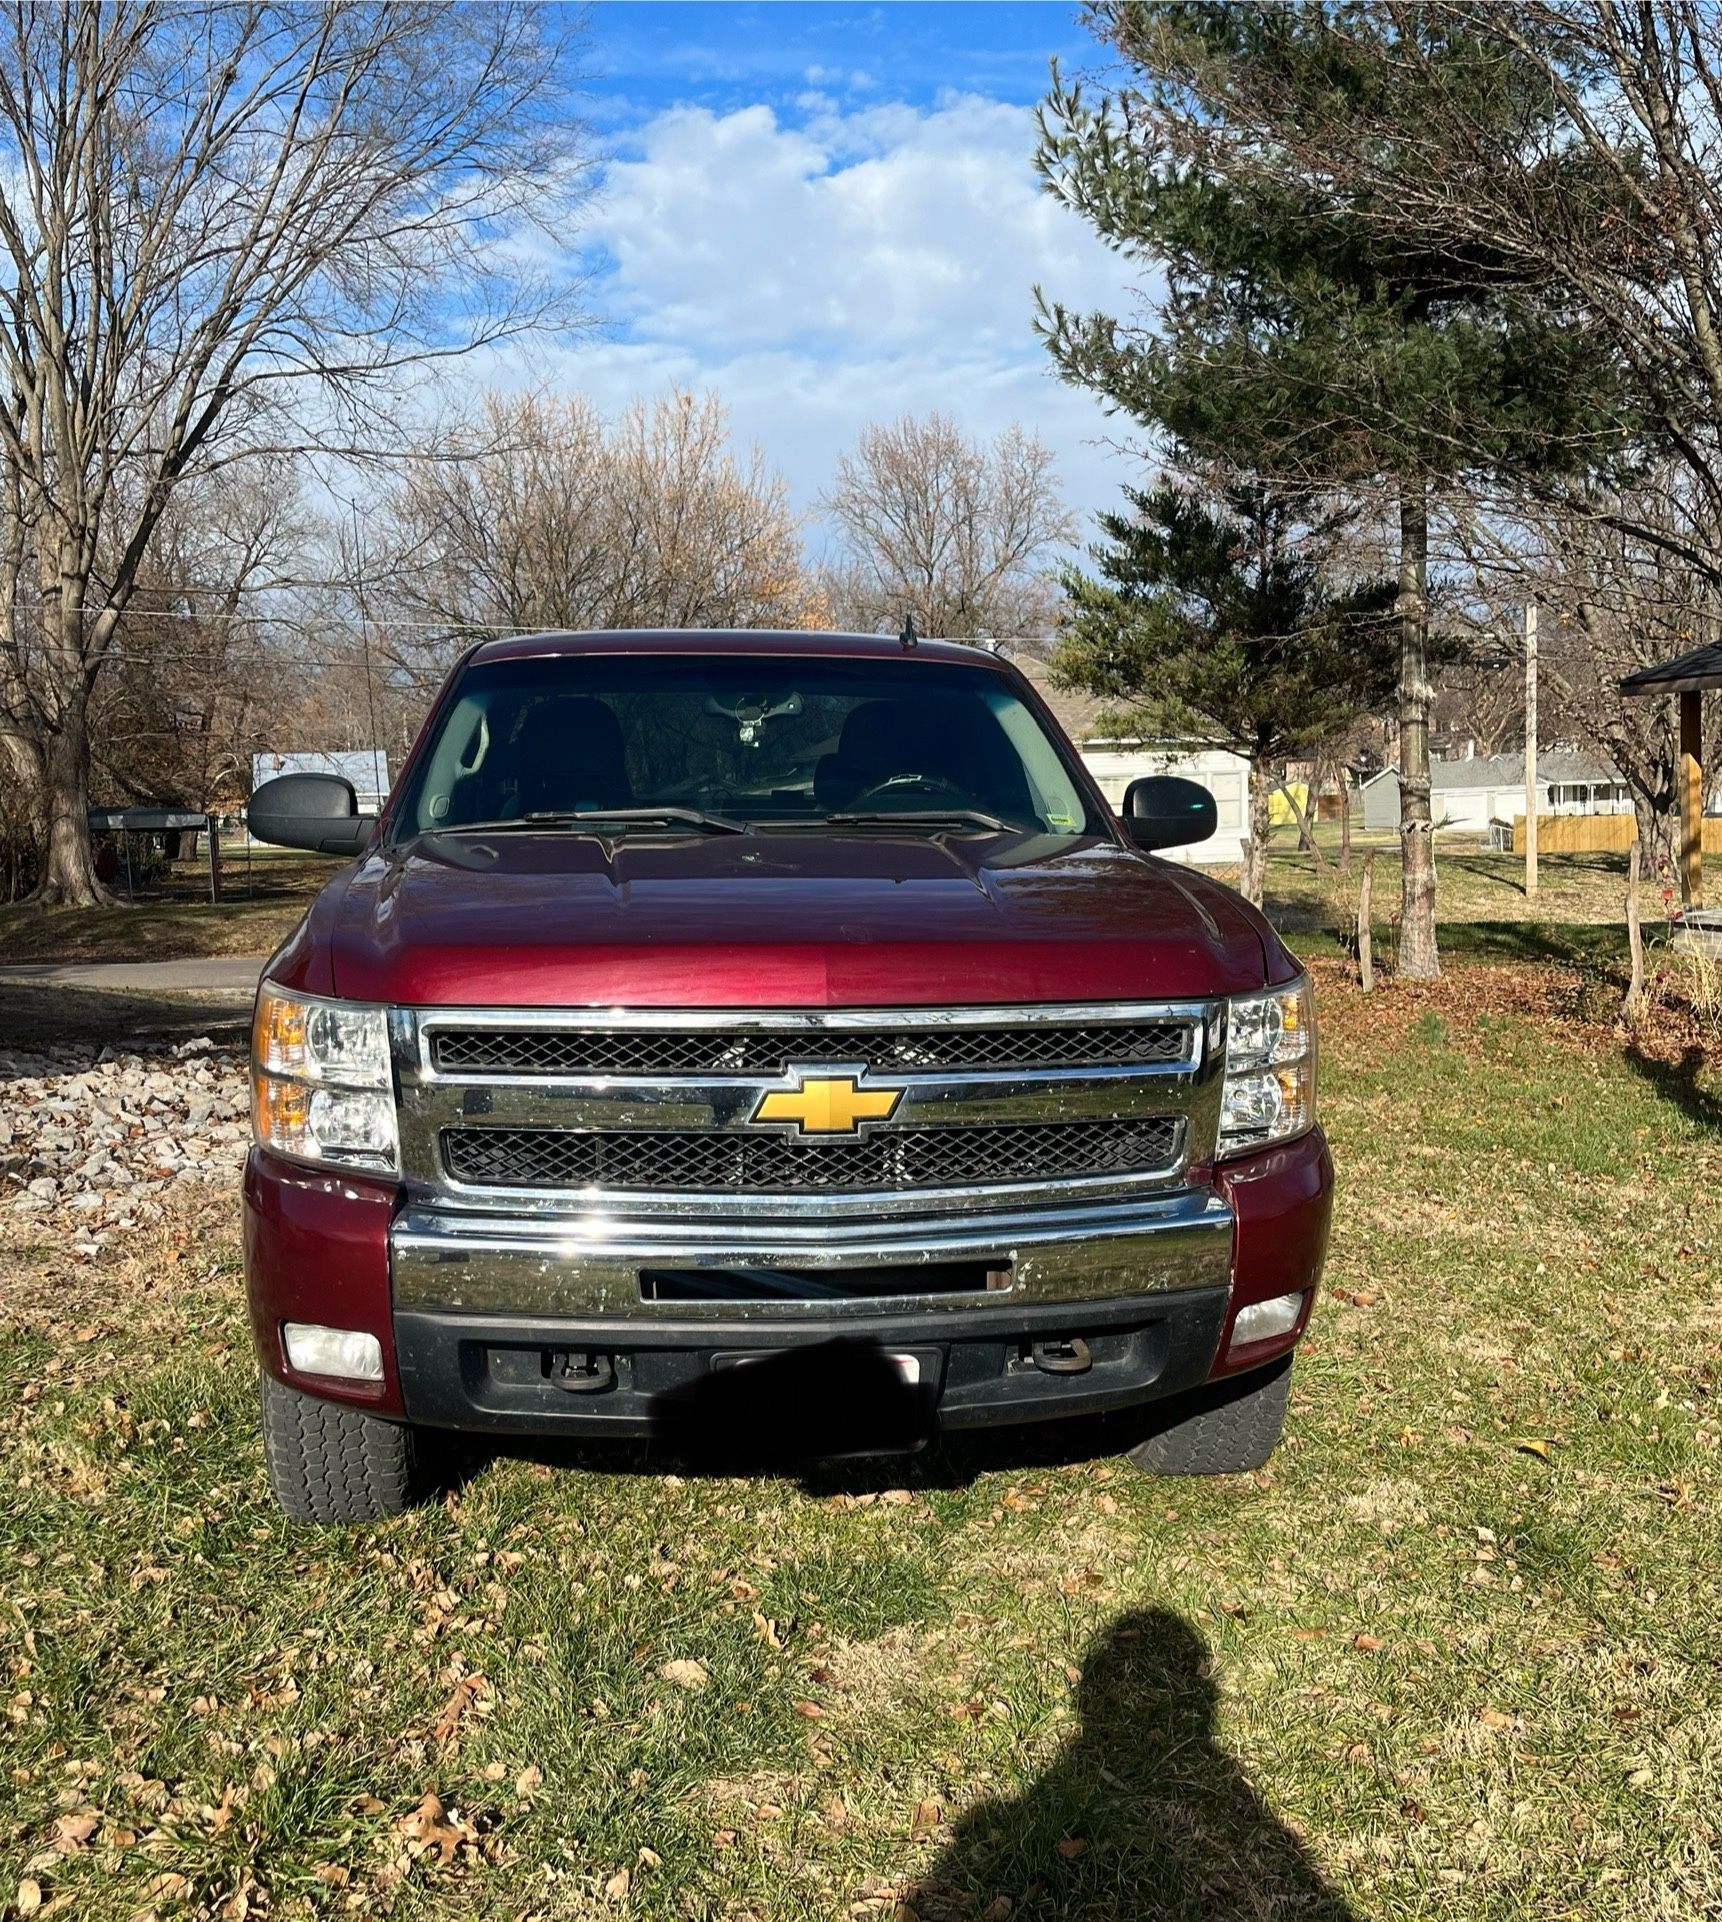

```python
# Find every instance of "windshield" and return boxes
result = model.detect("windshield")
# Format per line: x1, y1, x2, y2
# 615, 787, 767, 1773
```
387, 652, 1104, 841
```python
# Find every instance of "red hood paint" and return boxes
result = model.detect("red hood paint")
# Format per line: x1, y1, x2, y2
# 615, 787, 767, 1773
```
264, 828, 1292, 1008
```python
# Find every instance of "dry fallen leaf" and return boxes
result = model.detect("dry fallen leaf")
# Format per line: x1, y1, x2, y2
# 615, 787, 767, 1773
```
1480, 1709, 1516, 1729
660, 1659, 709, 1692
792, 1698, 825, 1719
1056, 1837, 1089, 1859
911, 1797, 943, 1835
16, 1880, 42, 1917
1512, 1437, 1552, 1461
432, 1674, 488, 1744
604, 1867, 631, 1900
515, 1764, 543, 1797
394, 1791, 470, 1866
1353, 1634, 1385, 1653
53, 1813, 98, 1850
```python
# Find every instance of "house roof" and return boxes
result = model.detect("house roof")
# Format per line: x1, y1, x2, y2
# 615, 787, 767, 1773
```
254, 750, 389, 794
1010, 657, 1115, 743
1621, 642, 1722, 696
1365, 751, 1625, 789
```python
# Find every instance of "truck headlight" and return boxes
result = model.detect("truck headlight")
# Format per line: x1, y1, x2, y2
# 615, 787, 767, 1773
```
252, 984, 398, 1171
1218, 974, 1316, 1157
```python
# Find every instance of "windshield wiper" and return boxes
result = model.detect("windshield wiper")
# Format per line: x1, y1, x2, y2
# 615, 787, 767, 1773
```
432, 806, 750, 837
821, 808, 1018, 834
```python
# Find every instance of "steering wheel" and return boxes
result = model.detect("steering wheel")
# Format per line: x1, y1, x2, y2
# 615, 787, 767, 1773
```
846, 773, 970, 809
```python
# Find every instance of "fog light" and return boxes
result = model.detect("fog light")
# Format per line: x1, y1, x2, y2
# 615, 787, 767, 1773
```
282, 1322, 384, 1382
1229, 1291, 1306, 1352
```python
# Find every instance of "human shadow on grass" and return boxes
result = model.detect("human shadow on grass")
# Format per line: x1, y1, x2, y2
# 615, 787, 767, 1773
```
1624, 1042, 1722, 1132
907, 1608, 1359, 1922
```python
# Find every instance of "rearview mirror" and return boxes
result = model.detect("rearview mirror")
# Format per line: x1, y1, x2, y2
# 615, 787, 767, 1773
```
1122, 775, 1217, 852
248, 773, 375, 855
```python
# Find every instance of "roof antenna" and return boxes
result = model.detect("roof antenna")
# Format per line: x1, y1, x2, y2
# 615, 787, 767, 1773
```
898, 615, 918, 650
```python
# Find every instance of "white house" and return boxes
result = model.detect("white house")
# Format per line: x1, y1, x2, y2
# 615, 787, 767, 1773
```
252, 749, 390, 816
1015, 660, 1251, 867
1358, 750, 1631, 834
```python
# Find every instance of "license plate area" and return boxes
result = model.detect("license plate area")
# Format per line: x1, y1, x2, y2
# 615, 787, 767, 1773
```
713, 1348, 926, 1385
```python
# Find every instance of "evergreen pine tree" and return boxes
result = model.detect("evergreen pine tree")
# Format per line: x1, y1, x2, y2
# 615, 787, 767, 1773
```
1055, 470, 1397, 905
1036, 2, 1628, 974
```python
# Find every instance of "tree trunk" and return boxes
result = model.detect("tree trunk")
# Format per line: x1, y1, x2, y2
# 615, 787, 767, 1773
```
1623, 837, 1645, 1025
34, 692, 110, 905
1338, 763, 1352, 876
1396, 483, 1439, 978
1358, 849, 1375, 993
1240, 755, 1272, 907
1283, 779, 1328, 874
1631, 787, 1676, 888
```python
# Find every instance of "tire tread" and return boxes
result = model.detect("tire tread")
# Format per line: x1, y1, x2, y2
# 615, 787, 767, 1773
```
1126, 1357, 1292, 1476
259, 1372, 415, 1521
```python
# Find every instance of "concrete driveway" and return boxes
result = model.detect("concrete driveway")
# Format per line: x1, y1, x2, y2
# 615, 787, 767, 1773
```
0, 957, 263, 996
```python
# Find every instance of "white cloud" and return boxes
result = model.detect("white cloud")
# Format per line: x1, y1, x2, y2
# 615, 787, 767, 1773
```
474, 93, 1149, 540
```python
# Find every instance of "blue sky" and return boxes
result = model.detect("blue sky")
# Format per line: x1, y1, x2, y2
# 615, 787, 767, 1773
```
585, 3, 1098, 118
471, 2, 1145, 556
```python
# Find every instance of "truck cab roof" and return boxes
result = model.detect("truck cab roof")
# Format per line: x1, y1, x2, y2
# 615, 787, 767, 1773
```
467, 628, 1010, 669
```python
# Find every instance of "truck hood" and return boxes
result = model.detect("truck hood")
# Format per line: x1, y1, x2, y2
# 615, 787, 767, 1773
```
309, 829, 1279, 1007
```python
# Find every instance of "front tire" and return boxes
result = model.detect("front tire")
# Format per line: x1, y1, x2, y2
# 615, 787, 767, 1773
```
259, 1371, 419, 1521
1125, 1358, 1292, 1476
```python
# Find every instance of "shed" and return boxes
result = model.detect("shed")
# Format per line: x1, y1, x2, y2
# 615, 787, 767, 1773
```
1621, 642, 1722, 906
1014, 660, 1250, 867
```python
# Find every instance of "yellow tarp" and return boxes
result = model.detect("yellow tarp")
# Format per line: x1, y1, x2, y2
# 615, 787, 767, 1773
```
1269, 783, 1309, 828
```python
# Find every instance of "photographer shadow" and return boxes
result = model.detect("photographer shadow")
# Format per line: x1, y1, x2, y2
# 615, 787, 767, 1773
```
909, 1608, 1358, 1921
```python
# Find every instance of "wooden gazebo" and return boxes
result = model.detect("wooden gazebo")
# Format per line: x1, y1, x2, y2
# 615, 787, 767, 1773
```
1621, 642, 1722, 907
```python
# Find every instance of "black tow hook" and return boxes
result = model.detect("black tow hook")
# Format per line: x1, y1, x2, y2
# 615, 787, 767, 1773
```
549, 1350, 615, 1393
1031, 1336, 1092, 1376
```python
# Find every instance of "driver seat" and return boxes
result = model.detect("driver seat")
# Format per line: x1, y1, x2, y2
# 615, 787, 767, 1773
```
509, 697, 632, 816
814, 699, 968, 812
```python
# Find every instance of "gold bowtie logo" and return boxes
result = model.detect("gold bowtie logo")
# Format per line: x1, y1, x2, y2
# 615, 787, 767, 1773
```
752, 1074, 903, 1135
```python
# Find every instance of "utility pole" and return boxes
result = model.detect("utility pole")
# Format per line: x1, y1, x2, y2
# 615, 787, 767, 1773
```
1523, 601, 1538, 899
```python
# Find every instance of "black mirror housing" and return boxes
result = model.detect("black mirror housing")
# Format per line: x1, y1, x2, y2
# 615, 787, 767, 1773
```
248, 773, 374, 855
1122, 774, 1218, 852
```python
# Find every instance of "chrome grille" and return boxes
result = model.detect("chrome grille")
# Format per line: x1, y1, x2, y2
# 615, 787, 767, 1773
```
442, 1117, 1184, 1193
429, 1021, 1193, 1078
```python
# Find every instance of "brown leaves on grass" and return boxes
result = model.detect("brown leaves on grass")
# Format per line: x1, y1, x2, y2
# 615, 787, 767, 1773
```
431, 1671, 490, 1744
390, 1790, 496, 1872
660, 1658, 709, 1691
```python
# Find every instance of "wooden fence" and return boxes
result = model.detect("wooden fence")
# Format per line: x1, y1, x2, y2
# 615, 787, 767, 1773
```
1511, 813, 1722, 855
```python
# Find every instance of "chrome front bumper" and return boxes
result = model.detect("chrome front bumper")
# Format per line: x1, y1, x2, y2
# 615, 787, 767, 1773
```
390, 1186, 1235, 1321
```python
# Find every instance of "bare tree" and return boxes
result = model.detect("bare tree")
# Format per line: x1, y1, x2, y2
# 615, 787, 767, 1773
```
820, 413, 1077, 640
0, 2, 590, 903
374, 390, 828, 682
90, 462, 312, 817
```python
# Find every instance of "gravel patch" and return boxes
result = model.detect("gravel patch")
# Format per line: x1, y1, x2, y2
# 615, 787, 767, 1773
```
0, 1036, 248, 1250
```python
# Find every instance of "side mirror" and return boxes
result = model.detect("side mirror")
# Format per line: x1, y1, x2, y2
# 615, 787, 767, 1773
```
1122, 775, 1218, 852
248, 773, 375, 855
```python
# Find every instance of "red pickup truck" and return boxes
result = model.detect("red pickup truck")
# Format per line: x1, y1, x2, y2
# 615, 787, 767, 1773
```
244, 629, 1331, 1519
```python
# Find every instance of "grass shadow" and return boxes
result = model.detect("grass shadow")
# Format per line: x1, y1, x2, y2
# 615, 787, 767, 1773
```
909, 1607, 1359, 1919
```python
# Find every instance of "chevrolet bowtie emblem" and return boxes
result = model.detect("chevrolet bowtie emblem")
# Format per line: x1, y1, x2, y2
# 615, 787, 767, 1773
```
752, 1073, 904, 1135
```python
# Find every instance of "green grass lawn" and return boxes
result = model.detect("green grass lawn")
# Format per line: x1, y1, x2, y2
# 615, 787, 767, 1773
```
0, 850, 339, 965
4, 960, 1720, 1919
